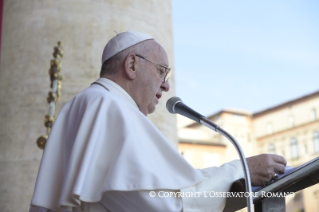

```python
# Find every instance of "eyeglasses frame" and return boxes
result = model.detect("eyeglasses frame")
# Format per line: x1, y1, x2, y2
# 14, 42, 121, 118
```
135, 54, 171, 82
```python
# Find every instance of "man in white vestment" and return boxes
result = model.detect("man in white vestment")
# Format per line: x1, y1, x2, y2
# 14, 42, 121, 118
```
29, 31, 287, 212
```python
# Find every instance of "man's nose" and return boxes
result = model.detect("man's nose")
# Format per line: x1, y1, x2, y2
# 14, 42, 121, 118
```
161, 80, 170, 92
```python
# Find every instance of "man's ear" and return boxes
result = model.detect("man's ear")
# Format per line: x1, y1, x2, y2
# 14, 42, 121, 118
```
124, 53, 137, 80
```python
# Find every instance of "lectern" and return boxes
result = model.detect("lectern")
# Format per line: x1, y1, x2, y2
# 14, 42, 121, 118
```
223, 157, 319, 212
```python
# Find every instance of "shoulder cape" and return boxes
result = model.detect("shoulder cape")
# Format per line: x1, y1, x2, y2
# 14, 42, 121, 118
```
31, 84, 203, 211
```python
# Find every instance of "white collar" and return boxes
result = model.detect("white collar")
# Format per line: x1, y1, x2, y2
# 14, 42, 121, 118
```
95, 78, 139, 110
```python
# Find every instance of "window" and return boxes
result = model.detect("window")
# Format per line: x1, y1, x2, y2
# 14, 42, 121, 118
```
314, 131, 319, 154
311, 109, 317, 121
291, 138, 299, 160
288, 116, 295, 128
267, 123, 273, 135
268, 144, 275, 154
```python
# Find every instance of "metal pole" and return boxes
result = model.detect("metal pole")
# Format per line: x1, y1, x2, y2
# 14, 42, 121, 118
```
200, 117, 254, 212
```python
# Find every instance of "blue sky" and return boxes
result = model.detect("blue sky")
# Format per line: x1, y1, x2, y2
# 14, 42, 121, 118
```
172, 0, 319, 116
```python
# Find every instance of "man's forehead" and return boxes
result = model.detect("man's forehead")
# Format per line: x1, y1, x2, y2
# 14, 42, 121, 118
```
157, 52, 169, 68
151, 43, 169, 67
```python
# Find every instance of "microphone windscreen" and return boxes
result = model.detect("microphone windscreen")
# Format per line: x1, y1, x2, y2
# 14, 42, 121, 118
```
166, 96, 182, 114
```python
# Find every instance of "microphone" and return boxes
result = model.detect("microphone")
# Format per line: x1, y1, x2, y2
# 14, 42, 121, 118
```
166, 97, 204, 123
166, 97, 254, 212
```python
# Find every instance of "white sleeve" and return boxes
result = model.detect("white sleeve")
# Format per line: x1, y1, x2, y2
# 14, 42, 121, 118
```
181, 160, 244, 212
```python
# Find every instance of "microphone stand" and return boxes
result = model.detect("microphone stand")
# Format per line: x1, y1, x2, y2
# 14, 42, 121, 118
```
200, 117, 253, 212
167, 97, 253, 211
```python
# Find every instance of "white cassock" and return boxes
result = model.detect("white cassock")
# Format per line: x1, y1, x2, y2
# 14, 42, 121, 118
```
29, 78, 244, 212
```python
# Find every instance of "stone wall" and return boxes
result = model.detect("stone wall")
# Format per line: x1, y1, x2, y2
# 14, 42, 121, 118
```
0, 1, 176, 211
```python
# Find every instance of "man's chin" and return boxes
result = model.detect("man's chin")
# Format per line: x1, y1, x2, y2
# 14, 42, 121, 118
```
147, 104, 157, 115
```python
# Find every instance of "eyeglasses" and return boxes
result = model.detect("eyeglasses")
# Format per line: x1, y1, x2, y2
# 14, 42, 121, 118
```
135, 54, 171, 82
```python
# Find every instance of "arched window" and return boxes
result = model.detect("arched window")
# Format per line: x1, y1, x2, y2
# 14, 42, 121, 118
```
291, 138, 298, 160
314, 131, 319, 154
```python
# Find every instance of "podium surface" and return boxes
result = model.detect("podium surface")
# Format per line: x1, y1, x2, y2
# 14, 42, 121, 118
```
223, 156, 319, 212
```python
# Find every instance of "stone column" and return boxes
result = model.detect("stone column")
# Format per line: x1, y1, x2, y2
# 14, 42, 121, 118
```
0, 1, 176, 211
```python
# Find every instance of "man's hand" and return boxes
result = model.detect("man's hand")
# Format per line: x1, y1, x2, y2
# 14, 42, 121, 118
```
247, 154, 287, 186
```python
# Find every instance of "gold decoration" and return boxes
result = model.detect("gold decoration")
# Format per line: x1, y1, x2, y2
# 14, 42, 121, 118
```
53, 41, 64, 58
37, 135, 48, 149
44, 114, 55, 128
37, 41, 63, 149
57, 79, 62, 100
47, 91, 57, 103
